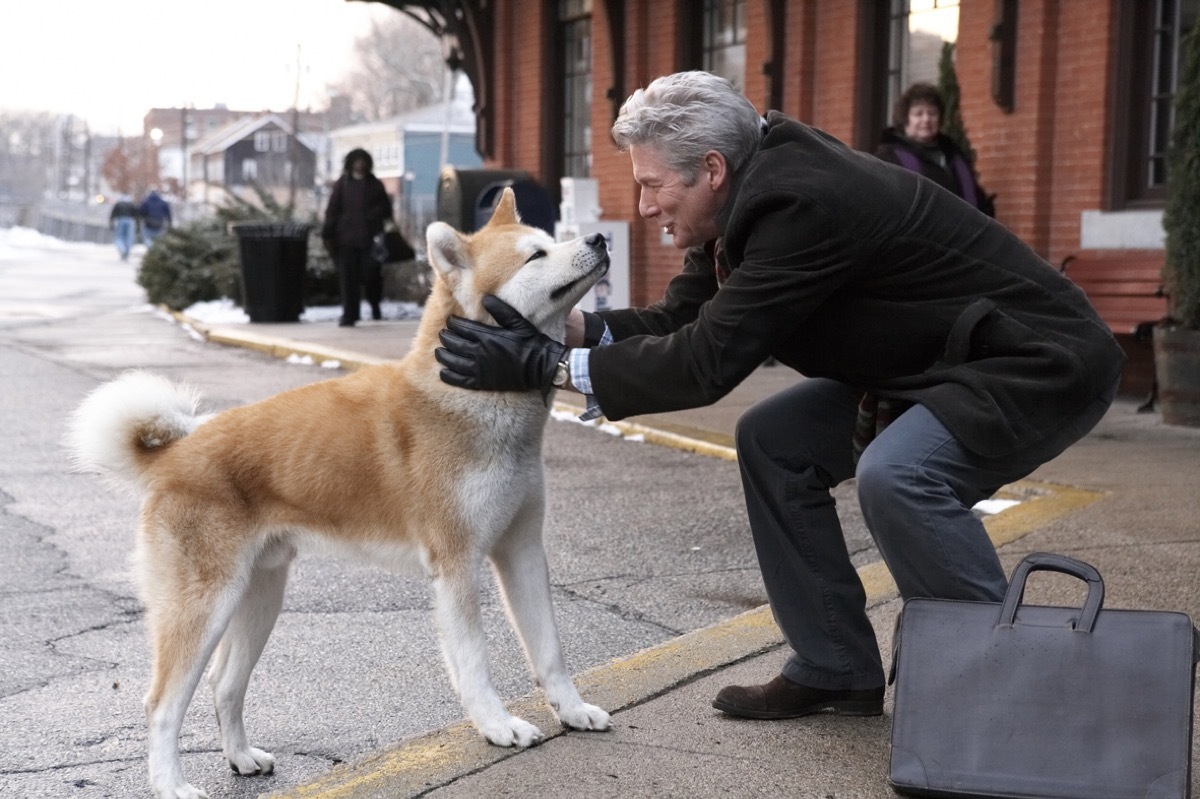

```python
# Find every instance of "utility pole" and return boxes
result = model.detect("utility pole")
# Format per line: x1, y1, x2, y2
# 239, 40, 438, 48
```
288, 44, 301, 212
58, 115, 70, 199
181, 105, 189, 201
81, 120, 90, 203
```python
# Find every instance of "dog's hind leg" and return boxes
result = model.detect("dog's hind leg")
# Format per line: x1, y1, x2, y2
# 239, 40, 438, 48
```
430, 553, 543, 748
208, 537, 295, 778
141, 535, 249, 799
490, 502, 610, 734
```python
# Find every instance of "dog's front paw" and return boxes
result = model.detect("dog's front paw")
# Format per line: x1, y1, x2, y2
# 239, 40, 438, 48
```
480, 715, 544, 748
227, 746, 276, 776
557, 702, 611, 732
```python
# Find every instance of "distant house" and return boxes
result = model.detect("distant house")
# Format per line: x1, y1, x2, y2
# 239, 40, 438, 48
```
326, 85, 482, 244
188, 114, 317, 213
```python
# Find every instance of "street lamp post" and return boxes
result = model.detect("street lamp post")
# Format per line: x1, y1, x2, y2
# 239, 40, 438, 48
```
150, 127, 164, 194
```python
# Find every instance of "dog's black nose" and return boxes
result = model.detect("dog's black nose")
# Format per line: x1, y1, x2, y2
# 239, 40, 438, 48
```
584, 232, 606, 250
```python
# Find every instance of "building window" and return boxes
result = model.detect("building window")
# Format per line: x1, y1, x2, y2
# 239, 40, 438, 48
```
1113, 0, 1200, 208
241, 159, 258, 182
254, 132, 270, 152
885, 0, 960, 121
856, 0, 959, 151
272, 132, 288, 153
560, 0, 593, 178
703, 0, 747, 91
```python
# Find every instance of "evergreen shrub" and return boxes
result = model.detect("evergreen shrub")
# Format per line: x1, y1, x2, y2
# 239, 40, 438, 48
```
137, 186, 341, 311
1163, 15, 1200, 329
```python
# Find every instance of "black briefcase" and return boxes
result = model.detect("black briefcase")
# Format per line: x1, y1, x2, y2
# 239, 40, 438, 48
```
888, 552, 1198, 799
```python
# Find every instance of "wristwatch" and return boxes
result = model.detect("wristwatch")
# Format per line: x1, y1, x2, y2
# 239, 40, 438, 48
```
552, 357, 570, 388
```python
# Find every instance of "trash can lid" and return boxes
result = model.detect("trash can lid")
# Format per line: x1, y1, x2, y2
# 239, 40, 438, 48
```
230, 222, 313, 239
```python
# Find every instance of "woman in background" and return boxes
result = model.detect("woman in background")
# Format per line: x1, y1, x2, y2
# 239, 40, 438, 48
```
877, 82, 994, 217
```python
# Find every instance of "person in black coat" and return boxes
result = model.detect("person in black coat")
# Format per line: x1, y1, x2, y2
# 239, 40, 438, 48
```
321, 148, 394, 327
436, 72, 1122, 723
876, 82, 994, 216
137, 190, 172, 246
109, 195, 140, 260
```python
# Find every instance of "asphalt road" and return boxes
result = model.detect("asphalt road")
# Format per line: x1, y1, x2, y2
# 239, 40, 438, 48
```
0, 235, 879, 798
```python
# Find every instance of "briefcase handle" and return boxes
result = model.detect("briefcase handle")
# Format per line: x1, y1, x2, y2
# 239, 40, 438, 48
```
998, 552, 1105, 633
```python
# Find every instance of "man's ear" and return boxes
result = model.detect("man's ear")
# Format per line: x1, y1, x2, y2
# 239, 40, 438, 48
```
703, 150, 729, 190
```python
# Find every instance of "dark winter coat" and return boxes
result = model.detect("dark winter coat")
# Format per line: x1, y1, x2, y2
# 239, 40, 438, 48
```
876, 128, 994, 216
589, 112, 1123, 459
321, 150, 393, 253
109, 200, 138, 222
137, 192, 171, 229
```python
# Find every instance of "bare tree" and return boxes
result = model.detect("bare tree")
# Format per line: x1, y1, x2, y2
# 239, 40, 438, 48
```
329, 12, 447, 122
101, 137, 160, 199
0, 111, 58, 203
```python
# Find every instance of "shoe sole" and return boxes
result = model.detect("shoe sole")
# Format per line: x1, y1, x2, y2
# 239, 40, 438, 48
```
710, 698, 883, 720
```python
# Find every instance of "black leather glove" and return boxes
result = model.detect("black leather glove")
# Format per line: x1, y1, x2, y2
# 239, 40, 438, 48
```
436, 295, 567, 399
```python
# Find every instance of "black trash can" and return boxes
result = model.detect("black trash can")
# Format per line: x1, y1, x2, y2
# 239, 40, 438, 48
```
232, 222, 311, 323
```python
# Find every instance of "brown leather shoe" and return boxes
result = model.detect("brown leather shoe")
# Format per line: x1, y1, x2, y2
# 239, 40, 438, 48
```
712, 674, 883, 719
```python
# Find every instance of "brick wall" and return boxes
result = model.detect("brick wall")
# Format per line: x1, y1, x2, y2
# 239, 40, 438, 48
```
485, 0, 1126, 306
959, 0, 1117, 263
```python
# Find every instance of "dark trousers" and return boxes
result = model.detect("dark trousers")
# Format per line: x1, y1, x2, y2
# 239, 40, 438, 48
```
734, 376, 1118, 691
338, 244, 382, 322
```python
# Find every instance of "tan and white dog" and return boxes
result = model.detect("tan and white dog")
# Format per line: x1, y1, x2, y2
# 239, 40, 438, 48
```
66, 189, 611, 799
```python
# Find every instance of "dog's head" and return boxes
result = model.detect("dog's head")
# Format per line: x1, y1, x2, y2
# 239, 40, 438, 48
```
424, 188, 609, 340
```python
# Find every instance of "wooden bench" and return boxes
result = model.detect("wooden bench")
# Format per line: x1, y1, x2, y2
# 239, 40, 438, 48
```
1059, 252, 1168, 410
1059, 253, 1168, 336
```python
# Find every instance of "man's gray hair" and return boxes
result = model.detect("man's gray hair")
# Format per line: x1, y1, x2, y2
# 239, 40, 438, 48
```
612, 71, 762, 186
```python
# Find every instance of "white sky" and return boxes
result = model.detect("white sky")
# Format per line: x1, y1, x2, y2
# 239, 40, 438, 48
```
0, 0, 398, 135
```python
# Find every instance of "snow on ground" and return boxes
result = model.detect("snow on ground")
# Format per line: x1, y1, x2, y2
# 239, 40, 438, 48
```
0, 226, 424, 323
0, 226, 118, 261
182, 297, 424, 324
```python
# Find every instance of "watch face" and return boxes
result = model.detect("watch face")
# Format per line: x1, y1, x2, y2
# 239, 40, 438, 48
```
554, 361, 569, 387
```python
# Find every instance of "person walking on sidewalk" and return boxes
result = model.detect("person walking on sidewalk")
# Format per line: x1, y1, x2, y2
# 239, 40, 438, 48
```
137, 190, 172, 247
435, 71, 1124, 722
109, 195, 139, 260
321, 148, 394, 327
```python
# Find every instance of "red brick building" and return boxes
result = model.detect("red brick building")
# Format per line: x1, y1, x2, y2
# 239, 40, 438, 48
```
378, 0, 1191, 393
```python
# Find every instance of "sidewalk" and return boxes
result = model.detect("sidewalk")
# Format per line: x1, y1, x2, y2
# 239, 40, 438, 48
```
185, 315, 1200, 799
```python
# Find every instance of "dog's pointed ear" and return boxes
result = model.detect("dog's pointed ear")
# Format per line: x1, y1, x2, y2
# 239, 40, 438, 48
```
485, 187, 520, 228
425, 221, 469, 280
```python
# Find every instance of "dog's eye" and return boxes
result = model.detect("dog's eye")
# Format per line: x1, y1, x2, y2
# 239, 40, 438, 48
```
524, 249, 546, 264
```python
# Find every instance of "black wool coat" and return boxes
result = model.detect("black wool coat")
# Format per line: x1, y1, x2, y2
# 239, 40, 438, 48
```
590, 112, 1123, 458
321, 173, 392, 249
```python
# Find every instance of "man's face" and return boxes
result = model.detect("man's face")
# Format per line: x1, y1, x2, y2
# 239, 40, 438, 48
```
351, 158, 367, 178
630, 143, 726, 249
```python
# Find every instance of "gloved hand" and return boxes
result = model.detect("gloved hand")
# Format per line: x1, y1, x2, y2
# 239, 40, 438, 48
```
436, 295, 567, 399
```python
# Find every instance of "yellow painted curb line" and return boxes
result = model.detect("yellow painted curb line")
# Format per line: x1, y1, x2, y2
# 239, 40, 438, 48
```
553, 402, 739, 461
166, 309, 387, 371
264, 604, 785, 799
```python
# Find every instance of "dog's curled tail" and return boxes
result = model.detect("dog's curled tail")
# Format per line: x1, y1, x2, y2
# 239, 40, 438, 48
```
66, 370, 207, 490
